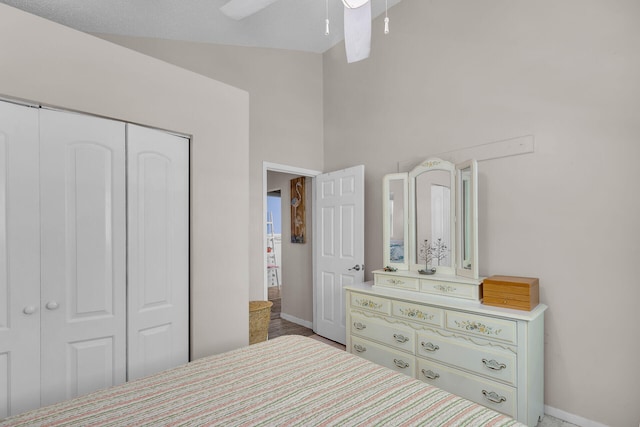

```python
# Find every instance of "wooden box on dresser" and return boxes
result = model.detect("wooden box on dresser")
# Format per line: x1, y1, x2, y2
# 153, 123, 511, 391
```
346, 277, 547, 427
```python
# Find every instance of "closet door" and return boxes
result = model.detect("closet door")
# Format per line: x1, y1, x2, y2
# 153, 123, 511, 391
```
0, 101, 41, 417
39, 109, 127, 406
127, 124, 189, 380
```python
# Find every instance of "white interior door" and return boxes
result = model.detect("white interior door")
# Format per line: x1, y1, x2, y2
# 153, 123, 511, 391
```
126, 124, 189, 381
313, 165, 364, 344
39, 109, 127, 406
0, 101, 41, 417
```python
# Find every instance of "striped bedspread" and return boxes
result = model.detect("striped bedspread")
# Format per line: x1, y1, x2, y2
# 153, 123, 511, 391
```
1, 335, 524, 426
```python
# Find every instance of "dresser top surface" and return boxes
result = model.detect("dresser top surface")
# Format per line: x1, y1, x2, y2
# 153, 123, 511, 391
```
346, 281, 547, 321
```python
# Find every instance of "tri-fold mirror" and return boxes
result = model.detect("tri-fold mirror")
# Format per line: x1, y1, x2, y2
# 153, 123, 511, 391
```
382, 158, 478, 279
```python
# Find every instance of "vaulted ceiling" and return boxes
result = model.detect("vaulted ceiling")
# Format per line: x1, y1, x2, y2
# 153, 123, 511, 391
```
1, 0, 402, 53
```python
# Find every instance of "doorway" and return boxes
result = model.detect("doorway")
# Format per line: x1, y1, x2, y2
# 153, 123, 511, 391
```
263, 163, 320, 337
262, 162, 364, 345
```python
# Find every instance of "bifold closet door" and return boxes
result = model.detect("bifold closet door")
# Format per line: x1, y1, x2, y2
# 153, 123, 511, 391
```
126, 124, 189, 381
39, 109, 127, 407
0, 101, 41, 418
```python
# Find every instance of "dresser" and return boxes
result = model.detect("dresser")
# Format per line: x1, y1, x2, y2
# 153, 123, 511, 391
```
346, 281, 547, 427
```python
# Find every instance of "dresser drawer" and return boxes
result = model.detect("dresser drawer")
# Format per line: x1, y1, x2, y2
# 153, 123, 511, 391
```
420, 279, 480, 300
417, 359, 517, 418
445, 311, 517, 345
392, 300, 444, 327
416, 331, 517, 385
349, 292, 391, 315
351, 336, 416, 377
374, 273, 419, 291
350, 313, 415, 353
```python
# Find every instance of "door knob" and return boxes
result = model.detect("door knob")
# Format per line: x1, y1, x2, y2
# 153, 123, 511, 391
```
349, 264, 364, 271
23, 306, 37, 315
46, 301, 59, 310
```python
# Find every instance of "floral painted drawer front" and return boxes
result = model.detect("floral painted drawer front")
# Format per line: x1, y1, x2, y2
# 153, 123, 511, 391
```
445, 311, 517, 344
419, 279, 480, 300
350, 292, 391, 315
392, 300, 443, 327
374, 273, 419, 291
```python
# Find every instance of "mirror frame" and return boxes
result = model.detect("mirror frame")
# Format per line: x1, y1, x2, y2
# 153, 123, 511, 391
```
382, 157, 479, 280
408, 158, 457, 275
456, 159, 478, 279
382, 173, 409, 270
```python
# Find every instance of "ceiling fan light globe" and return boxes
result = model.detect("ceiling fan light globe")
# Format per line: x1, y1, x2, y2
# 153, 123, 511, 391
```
341, 0, 369, 9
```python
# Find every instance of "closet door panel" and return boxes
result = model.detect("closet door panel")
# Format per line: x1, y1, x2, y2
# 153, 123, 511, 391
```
0, 101, 41, 417
39, 109, 126, 406
127, 124, 189, 380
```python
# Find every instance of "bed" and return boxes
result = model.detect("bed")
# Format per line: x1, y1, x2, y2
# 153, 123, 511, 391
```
1, 335, 524, 426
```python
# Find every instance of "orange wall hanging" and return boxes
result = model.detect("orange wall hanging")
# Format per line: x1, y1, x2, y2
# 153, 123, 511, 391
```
290, 177, 306, 243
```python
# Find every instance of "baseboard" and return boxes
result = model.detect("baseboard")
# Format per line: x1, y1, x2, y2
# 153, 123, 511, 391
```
280, 312, 313, 329
544, 405, 609, 427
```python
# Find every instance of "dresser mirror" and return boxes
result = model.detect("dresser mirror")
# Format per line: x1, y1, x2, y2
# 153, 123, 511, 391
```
383, 173, 409, 270
382, 157, 479, 280
409, 159, 456, 275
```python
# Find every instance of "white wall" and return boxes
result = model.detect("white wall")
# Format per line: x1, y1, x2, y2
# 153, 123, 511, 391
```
94, 35, 325, 302
12, 1, 639, 424
0, 4, 250, 359
323, 1, 640, 426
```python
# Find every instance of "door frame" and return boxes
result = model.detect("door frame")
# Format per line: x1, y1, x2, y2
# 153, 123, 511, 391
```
261, 162, 321, 311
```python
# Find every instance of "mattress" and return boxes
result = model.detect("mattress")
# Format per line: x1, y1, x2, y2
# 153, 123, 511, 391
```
1, 335, 524, 426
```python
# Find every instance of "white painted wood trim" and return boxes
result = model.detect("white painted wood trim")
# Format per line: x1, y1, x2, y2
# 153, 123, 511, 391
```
279, 312, 313, 329
544, 405, 609, 427
263, 161, 322, 177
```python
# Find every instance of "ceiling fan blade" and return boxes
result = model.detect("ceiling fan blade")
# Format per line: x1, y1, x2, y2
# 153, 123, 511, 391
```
219, 0, 281, 20
344, 1, 371, 63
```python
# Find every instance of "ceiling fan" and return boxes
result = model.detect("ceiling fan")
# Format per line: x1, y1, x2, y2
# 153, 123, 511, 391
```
219, 0, 386, 63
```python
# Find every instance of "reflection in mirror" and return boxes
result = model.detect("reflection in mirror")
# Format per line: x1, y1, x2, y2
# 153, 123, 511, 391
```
383, 173, 408, 270
389, 179, 405, 262
415, 170, 452, 268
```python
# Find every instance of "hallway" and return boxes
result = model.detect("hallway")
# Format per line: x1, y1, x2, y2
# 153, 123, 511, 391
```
267, 286, 314, 339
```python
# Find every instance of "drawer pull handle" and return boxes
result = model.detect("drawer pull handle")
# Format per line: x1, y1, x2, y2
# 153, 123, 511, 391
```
421, 341, 440, 352
482, 358, 507, 371
393, 359, 410, 369
353, 322, 367, 330
482, 390, 507, 404
393, 333, 409, 343
353, 344, 367, 353
388, 279, 405, 285
421, 369, 440, 380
